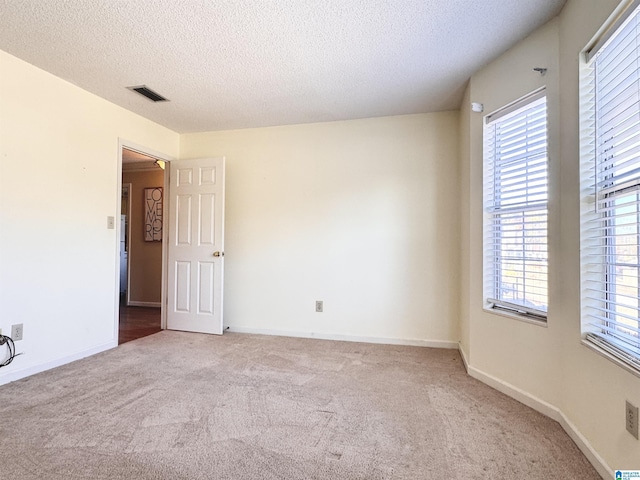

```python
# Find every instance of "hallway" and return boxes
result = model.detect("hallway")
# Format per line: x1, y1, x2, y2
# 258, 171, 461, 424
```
119, 305, 161, 344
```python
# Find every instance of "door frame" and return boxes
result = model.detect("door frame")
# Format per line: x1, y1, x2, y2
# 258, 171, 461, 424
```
122, 182, 132, 305
116, 139, 175, 341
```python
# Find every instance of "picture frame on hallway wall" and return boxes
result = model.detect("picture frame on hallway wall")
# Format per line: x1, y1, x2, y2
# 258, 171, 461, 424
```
144, 187, 163, 242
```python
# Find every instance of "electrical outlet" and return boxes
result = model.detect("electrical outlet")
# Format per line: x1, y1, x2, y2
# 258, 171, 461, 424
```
315, 300, 323, 313
11, 323, 23, 341
627, 400, 639, 439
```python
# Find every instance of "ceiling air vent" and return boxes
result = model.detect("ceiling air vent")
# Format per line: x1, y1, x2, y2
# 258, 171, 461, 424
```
127, 85, 169, 102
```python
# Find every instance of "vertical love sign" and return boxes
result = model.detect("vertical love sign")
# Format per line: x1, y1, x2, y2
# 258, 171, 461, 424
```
144, 187, 163, 242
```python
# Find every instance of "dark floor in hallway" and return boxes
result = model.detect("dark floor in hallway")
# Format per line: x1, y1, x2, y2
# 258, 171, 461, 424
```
119, 303, 161, 344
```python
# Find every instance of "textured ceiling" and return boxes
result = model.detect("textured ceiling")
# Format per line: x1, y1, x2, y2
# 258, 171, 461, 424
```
0, 0, 566, 133
122, 148, 157, 164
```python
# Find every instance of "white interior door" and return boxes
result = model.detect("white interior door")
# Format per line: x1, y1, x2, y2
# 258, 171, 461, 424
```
167, 157, 225, 334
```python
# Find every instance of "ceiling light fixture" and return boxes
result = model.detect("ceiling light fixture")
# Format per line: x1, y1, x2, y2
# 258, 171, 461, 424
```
155, 160, 166, 170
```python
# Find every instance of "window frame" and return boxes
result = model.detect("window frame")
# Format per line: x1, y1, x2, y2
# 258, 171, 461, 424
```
580, 0, 640, 375
483, 89, 549, 323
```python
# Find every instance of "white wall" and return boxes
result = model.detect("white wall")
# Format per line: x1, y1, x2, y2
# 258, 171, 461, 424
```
0, 50, 179, 384
460, 0, 640, 475
458, 85, 471, 359
557, 0, 640, 471
466, 16, 562, 408
181, 113, 460, 345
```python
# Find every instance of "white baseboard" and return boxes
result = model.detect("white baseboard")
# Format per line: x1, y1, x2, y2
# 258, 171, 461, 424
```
0, 340, 117, 387
458, 342, 470, 372
127, 301, 161, 308
557, 411, 612, 480
467, 363, 561, 420
226, 325, 459, 349
465, 358, 611, 480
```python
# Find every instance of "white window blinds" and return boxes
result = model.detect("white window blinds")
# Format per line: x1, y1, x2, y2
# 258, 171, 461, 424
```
484, 92, 548, 319
583, 4, 640, 369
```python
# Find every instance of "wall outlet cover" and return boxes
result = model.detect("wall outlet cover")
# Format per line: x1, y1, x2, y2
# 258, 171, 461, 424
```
626, 400, 639, 439
11, 323, 23, 341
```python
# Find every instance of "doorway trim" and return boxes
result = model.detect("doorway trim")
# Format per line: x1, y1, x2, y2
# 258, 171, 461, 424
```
122, 182, 132, 306
116, 139, 174, 342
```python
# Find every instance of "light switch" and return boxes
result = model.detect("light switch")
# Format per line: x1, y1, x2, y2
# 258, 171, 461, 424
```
107, 216, 115, 229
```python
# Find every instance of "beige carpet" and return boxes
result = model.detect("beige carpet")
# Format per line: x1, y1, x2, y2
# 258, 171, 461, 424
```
0, 331, 600, 479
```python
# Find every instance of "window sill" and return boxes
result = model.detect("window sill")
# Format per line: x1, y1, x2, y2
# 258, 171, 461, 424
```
483, 306, 548, 327
581, 338, 640, 379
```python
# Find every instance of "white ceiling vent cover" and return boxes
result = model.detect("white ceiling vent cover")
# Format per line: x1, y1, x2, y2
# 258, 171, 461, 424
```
127, 85, 168, 102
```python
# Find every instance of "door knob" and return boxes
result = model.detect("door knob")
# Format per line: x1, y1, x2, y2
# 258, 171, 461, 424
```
213, 251, 224, 257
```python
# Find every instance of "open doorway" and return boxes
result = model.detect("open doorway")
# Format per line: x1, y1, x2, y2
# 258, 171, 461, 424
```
119, 147, 166, 344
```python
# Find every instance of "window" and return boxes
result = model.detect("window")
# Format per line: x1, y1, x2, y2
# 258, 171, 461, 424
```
581, 2, 640, 371
484, 91, 548, 321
